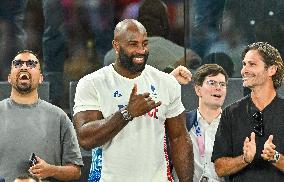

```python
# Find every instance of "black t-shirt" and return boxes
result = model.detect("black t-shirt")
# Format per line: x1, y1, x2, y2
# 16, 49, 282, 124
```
212, 94, 284, 182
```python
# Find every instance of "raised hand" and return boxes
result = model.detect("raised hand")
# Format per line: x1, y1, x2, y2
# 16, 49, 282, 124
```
170, 65, 192, 85
127, 84, 161, 117
243, 132, 256, 163
261, 135, 276, 161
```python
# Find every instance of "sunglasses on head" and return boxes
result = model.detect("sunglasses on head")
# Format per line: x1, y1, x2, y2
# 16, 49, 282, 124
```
12, 59, 38, 69
252, 111, 264, 136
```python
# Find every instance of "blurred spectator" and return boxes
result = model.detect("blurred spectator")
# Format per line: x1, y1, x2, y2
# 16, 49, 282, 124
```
0, 0, 66, 107
207, 10, 247, 78
114, 0, 140, 24
189, 0, 226, 58
83, 0, 114, 63
104, 0, 201, 72
173, 51, 202, 74
0, 0, 26, 81
255, 18, 284, 57
224, 0, 284, 56
138, 0, 170, 39
202, 52, 234, 77
121, 1, 141, 20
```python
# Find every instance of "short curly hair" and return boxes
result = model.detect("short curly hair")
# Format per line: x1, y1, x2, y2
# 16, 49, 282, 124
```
242, 42, 284, 89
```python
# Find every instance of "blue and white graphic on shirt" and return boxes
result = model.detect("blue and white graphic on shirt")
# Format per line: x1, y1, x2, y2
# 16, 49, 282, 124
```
88, 148, 102, 182
73, 65, 184, 182
88, 84, 160, 181
113, 90, 122, 97
151, 84, 158, 98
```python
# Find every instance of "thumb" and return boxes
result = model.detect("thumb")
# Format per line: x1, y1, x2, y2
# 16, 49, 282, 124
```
35, 156, 41, 162
250, 132, 256, 143
268, 135, 273, 143
131, 83, 137, 96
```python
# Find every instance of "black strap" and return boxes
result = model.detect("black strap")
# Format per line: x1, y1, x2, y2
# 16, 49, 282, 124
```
186, 110, 197, 131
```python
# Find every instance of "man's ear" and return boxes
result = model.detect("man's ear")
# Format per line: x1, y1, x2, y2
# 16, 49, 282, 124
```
8, 74, 11, 83
268, 65, 277, 77
39, 74, 43, 84
195, 85, 201, 97
113, 40, 119, 54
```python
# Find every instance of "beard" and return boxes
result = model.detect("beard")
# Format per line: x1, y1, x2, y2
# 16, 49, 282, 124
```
15, 81, 32, 93
119, 47, 149, 72
242, 71, 267, 89
15, 79, 33, 94
13, 72, 33, 94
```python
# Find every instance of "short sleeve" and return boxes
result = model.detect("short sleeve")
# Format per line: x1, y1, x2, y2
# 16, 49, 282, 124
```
165, 76, 185, 118
73, 77, 100, 115
61, 114, 83, 166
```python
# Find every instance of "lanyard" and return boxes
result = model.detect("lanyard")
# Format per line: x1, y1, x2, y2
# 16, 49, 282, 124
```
193, 118, 205, 157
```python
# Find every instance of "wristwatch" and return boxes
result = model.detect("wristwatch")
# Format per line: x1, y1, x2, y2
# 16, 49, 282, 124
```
270, 150, 280, 163
120, 107, 133, 122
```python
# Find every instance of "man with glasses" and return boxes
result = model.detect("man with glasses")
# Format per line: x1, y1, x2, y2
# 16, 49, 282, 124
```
0, 50, 83, 181
185, 64, 227, 182
212, 42, 284, 181
0, 0, 66, 107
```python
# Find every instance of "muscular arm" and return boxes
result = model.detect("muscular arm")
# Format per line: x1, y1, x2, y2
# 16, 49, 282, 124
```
166, 112, 194, 182
214, 155, 249, 177
73, 84, 161, 150
73, 110, 129, 150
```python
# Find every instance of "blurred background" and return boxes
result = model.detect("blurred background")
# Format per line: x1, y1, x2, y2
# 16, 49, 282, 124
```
0, 0, 283, 112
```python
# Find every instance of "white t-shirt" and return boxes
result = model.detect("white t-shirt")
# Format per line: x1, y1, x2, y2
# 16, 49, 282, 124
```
74, 64, 185, 182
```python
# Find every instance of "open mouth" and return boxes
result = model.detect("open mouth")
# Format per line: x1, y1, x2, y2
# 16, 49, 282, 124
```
18, 72, 31, 81
133, 57, 144, 64
212, 94, 222, 98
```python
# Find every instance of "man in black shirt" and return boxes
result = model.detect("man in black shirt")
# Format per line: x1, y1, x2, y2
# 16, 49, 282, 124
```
212, 42, 284, 182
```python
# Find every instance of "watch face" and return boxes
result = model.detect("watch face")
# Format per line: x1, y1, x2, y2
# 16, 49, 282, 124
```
121, 108, 133, 121
275, 151, 280, 161
270, 151, 280, 163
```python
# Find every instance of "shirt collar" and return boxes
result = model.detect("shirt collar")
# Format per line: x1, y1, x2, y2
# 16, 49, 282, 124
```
197, 108, 221, 125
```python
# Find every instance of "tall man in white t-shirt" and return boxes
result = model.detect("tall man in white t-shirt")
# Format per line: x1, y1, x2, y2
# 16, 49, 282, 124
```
73, 19, 194, 182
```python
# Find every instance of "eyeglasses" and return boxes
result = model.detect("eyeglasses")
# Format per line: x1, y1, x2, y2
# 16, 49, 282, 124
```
252, 111, 264, 136
12, 59, 39, 69
205, 80, 227, 88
